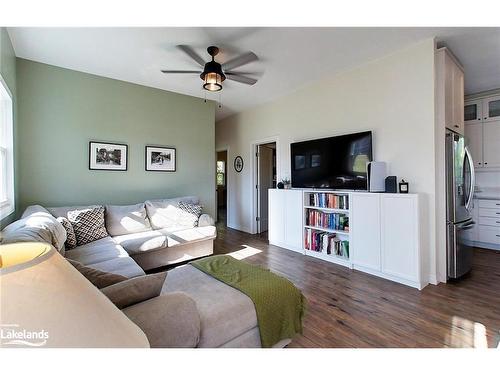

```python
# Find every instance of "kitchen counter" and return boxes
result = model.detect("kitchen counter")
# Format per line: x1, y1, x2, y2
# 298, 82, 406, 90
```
474, 187, 500, 200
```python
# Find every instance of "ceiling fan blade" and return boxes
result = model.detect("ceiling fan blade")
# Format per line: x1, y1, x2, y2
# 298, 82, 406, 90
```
161, 70, 201, 74
222, 52, 258, 71
226, 73, 258, 85
177, 45, 206, 67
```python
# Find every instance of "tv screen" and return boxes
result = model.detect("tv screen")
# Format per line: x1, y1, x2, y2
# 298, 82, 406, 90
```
291, 131, 372, 190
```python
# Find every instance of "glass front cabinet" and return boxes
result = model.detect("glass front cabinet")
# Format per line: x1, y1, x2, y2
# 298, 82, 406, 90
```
482, 95, 500, 122
464, 100, 482, 125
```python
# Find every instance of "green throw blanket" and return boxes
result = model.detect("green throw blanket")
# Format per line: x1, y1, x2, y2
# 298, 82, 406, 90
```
190, 255, 306, 348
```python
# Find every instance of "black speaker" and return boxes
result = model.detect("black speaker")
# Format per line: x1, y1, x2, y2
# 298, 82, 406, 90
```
385, 176, 397, 193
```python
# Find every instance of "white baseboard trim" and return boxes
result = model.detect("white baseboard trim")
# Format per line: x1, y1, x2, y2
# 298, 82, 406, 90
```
353, 264, 427, 290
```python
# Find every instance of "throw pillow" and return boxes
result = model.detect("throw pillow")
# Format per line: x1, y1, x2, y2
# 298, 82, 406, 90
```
67, 259, 128, 288
100, 271, 167, 309
178, 201, 203, 226
67, 206, 108, 246
57, 217, 77, 250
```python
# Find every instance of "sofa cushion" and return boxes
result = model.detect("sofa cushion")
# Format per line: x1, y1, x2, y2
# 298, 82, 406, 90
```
101, 271, 167, 309
161, 226, 217, 248
67, 206, 108, 246
65, 236, 129, 265
144, 196, 200, 230
1, 209, 67, 253
57, 217, 77, 249
105, 203, 152, 236
163, 264, 257, 348
112, 230, 170, 255
67, 258, 128, 288
89, 257, 145, 278
123, 293, 200, 348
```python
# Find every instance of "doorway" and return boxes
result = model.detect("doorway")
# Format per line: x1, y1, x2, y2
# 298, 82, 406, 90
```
256, 142, 277, 234
216, 150, 228, 225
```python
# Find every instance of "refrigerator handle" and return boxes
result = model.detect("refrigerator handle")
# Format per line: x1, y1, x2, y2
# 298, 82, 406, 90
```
464, 146, 475, 211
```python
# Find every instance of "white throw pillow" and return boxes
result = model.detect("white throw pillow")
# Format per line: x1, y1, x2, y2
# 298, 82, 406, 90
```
145, 198, 201, 230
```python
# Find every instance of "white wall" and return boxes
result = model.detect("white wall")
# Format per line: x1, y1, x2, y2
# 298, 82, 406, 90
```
216, 38, 438, 282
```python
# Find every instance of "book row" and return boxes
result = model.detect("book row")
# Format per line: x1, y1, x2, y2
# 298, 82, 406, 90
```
304, 229, 350, 258
306, 209, 349, 231
308, 193, 349, 210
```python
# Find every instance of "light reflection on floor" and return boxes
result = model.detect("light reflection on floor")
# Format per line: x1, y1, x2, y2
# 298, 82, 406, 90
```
227, 245, 263, 260
445, 316, 488, 348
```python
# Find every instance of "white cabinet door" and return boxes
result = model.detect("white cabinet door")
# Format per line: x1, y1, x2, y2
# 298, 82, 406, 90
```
482, 120, 500, 168
464, 100, 483, 125
464, 123, 484, 168
268, 189, 285, 245
350, 193, 381, 271
452, 62, 465, 135
482, 95, 500, 122
284, 190, 303, 251
380, 195, 419, 282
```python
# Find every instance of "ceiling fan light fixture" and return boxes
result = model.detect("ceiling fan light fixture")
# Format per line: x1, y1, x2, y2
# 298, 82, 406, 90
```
203, 72, 223, 92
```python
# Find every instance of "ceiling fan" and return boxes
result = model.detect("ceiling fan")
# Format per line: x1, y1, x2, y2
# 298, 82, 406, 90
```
161, 45, 259, 92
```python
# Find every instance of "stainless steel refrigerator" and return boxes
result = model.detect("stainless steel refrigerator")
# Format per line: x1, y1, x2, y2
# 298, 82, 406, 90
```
446, 130, 476, 279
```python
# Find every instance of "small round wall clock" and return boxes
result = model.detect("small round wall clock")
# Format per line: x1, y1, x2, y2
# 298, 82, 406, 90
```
234, 156, 244, 173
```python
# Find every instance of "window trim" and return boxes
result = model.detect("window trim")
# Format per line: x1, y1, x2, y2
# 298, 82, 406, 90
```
0, 73, 14, 220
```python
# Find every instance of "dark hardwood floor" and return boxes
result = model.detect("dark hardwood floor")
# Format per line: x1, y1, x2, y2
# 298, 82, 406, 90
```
213, 222, 500, 348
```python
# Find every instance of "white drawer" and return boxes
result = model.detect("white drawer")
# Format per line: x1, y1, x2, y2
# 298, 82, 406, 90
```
478, 226, 500, 245
478, 199, 500, 209
478, 217, 500, 227
478, 208, 500, 218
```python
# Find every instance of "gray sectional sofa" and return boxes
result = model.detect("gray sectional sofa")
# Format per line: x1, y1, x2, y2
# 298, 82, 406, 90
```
39, 195, 216, 277
1, 196, 293, 348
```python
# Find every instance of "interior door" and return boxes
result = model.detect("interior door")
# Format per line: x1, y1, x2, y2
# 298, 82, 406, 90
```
257, 145, 274, 233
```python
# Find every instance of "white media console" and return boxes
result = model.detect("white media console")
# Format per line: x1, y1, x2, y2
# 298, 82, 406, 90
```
268, 189, 427, 289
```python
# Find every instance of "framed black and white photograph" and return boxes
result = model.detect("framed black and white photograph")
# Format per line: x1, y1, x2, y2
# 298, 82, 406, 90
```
145, 146, 176, 172
89, 141, 128, 171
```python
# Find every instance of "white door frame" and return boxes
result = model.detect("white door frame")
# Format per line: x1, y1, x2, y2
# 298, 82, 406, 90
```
250, 136, 280, 234
216, 146, 229, 224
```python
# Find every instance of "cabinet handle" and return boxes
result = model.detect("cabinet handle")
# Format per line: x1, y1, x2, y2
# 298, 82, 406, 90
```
484, 117, 487, 119
454, 125, 459, 128
497, 235, 500, 238
485, 162, 488, 165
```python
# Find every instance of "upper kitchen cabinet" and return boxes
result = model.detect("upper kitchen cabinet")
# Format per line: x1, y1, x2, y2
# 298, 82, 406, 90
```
436, 48, 465, 135
482, 120, 500, 168
482, 95, 500, 122
464, 100, 482, 125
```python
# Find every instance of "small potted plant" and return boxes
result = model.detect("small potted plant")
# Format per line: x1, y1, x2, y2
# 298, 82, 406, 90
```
281, 177, 291, 189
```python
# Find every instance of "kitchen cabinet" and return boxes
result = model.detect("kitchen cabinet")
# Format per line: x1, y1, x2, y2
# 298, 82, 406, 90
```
482, 120, 500, 168
464, 100, 482, 125
437, 48, 465, 135
482, 95, 500, 122
464, 122, 483, 168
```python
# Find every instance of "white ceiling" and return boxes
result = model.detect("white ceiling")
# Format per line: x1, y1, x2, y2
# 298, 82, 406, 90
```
8, 27, 500, 120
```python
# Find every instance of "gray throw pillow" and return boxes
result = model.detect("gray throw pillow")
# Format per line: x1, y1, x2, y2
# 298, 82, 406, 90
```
67, 206, 108, 246
57, 217, 77, 249
100, 271, 167, 309
67, 259, 127, 288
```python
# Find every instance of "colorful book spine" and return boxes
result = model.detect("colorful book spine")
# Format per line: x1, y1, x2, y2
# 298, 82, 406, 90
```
309, 193, 349, 210
304, 228, 350, 259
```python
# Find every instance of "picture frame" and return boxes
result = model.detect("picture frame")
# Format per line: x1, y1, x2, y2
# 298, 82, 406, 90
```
234, 156, 244, 173
89, 141, 128, 171
145, 146, 176, 172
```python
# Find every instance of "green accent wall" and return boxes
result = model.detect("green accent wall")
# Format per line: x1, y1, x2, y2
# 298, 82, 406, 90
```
0, 28, 17, 228
16, 58, 216, 217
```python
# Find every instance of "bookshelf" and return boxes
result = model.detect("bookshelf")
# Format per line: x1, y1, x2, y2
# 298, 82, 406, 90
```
303, 190, 351, 268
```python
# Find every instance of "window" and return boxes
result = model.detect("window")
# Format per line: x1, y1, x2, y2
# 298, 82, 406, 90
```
216, 161, 225, 186
0, 75, 14, 220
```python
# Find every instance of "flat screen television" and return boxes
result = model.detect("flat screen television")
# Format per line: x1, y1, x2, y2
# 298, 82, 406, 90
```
291, 131, 373, 190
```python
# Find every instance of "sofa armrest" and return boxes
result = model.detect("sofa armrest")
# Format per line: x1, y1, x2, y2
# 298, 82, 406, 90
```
198, 213, 215, 227
122, 292, 200, 348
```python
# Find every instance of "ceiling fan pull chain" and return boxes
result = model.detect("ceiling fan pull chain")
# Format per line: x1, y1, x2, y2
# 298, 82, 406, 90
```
218, 91, 222, 109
